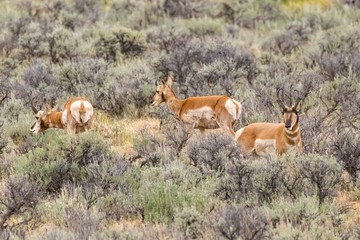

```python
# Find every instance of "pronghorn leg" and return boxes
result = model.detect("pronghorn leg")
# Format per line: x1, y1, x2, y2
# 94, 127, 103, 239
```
66, 124, 76, 134
235, 128, 255, 155
84, 118, 93, 132
214, 112, 236, 137
255, 145, 274, 157
66, 117, 77, 134
185, 123, 195, 139
297, 141, 303, 154
217, 120, 235, 138
240, 144, 255, 156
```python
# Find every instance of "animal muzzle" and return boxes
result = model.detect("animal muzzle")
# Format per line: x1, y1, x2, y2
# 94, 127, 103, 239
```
285, 121, 292, 129
151, 99, 158, 106
30, 122, 36, 132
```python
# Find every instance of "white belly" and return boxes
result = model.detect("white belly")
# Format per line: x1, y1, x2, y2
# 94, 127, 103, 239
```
182, 107, 218, 129
254, 139, 276, 156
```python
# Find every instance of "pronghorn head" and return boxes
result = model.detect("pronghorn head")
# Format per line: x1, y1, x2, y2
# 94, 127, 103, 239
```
277, 89, 301, 130
30, 104, 58, 134
151, 75, 175, 106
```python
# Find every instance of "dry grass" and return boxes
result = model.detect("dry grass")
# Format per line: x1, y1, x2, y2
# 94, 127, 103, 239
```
282, 0, 334, 11
107, 219, 144, 231
92, 110, 161, 156
106, 220, 168, 240
334, 191, 360, 231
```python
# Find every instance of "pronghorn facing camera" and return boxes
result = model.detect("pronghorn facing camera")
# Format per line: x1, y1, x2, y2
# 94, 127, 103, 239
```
235, 90, 302, 156
30, 97, 94, 134
151, 75, 242, 137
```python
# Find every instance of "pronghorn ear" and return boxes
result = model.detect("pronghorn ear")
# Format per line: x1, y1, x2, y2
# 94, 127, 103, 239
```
44, 104, 51, 114
50, 104, 58, 112
294, 99, 302, 113
166, 75, 173, 87
276, 88, 286, 110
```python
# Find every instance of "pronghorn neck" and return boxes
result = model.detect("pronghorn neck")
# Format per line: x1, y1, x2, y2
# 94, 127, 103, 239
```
44, 112, 64, 129
166, 98, 184, 118
163, 86, 177, 101
162, 87, 184, 117
284, 120, 300, 145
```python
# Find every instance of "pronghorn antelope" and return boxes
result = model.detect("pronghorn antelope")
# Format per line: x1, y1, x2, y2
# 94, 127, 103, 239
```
30, 97, 94, 134
235, 90, 302, 156
151, 75, 242, 137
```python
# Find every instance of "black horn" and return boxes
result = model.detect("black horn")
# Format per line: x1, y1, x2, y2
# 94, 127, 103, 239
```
30, 96, 39, 114
293, 97, 302, 110
276, 88, 286, 109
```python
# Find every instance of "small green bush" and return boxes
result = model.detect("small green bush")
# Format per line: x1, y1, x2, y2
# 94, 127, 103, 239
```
298, 153, 342, 205
0, 176, 42, 231
311, 26, 360, 80
12, 131, 119, 194
181, 17, 226, 36
132, 127, 162, 167
39, 186, 104, 239
219, 157, 285, 204
188, 132, 241, 175
263, 196, 348, 239
132, 166, 211, 224
263, 21, 313, 55
96, 27, 146, 62
152, 34, 257, 97
12, 59, 59, 111
211, 204, 268, 240
54, 57, 109, 98
161, 119, 190, 159
235, 0, 283, 29
174, 206, 203, 239
331, 130, 360, 183
17, 22, 48, 61
220, 153, 342, 206
48, 26, 79, 63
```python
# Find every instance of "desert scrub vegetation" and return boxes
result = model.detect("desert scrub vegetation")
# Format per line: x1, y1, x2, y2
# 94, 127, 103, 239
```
0, 0, 360, 238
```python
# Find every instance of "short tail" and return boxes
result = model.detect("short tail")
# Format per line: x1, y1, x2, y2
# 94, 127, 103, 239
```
232, 100, 242, 120
79, 101, 87, 124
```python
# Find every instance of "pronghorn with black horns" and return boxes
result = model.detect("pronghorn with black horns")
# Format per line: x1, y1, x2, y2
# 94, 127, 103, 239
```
151, 75, 242, 138
235, 89, 302, 156
30, 96, 94, 134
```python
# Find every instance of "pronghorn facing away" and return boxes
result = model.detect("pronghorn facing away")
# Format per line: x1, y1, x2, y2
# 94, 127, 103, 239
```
151, 76, 242, 137
30, 97, 94, 134
235, 91, 302, 156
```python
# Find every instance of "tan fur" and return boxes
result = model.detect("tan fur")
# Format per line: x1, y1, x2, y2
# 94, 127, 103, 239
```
235, 105, 302, 156
152, 76, 242, 137
30, 96, 94, 134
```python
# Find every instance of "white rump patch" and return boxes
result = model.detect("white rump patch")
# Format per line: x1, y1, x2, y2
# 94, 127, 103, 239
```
62, 109, 68, 126
234, 127, 245, 141
70, 100, 93, 124
81, 101, 94, 123
225, 99, 237, 120
232, 100, 242, 120
70, 101, 81, 123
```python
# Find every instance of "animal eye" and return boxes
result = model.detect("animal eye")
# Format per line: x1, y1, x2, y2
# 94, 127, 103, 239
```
35, 116, 39, 120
